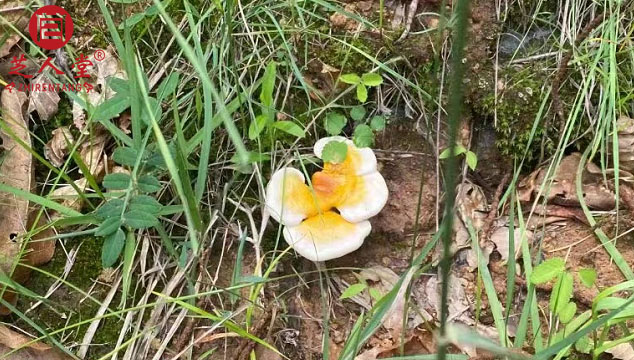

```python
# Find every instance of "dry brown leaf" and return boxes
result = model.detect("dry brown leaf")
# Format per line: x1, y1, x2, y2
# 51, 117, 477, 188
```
0, 325, 72, 359
50, 178, 89, 217
606, 343, 634, 360
490, 224, 533, 262
424, 272, 473, 326
617, 115, 634, 175
44, 127, 74, 167
0, 89, 55, 315
27, 73, 61, 121
0, 89, 32, 276
72, 48, 126, 132
518, 153, 615, 210
329, 5, 361, 31
0, 1, 29, 58
79, 127, 109, 176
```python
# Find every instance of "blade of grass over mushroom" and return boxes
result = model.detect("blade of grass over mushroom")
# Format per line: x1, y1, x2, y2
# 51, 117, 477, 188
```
436, 0, 470, 358
151, 0, 249, 165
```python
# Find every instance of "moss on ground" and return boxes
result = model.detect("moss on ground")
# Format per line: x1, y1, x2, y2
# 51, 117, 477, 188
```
469, 64, 555, 165
14, 237, 125, 358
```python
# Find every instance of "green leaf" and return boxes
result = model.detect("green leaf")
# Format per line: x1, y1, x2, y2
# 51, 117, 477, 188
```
272, 121, 305, 138
96, 199, 124, 219
361, 72, 383, 86
466, 151, 478, 170
578, 268, 597, 288
94, 94, 130, 121
340, 283, 367, 300
112, 147, 139, 166
103, 173, 131, 191
349, 105, 366, 122
324, 112, 347, 135
530, 257, 565, 284
156, 72, 180, 102
124, 210, 159, 229
439, 145, 467, 159
339, 73, 361, 84
96, 217, 122, 236
558, 302, 576, 324
141, 97, 162, 125
356, 83, 368, 102
248, 114, 269, 140
550, 272, 573, 314
353, 124, 374, 148
129, 195, 162, 214
110, 0, 137, 3
102, 228, 125, 268
575, 336, 593, 354
260, 61, 277, 108
370, 115, 386, 131
137, 174, 161, 193
369, 288, 383, 301
230, 151, 271, 164
118, 12, 145, 29
321, 141, 348, 164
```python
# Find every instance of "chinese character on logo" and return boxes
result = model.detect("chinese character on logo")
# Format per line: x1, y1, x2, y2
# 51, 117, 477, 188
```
28, 5, 74, 50
38, 57, 64, 75
8, 54, 32, 79
73, 54, 93, 78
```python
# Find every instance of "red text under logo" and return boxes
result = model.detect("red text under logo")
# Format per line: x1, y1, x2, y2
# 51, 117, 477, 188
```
28, 5, 74, 50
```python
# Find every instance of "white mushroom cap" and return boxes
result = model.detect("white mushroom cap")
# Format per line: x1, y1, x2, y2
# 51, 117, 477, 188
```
283, 211, 371, 261
337, 172, 389, 223
313, 136, 377, 175
265, 167, 318, 227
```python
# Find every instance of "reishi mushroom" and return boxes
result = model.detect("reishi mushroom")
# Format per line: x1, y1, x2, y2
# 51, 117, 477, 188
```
265, 136, 389, 261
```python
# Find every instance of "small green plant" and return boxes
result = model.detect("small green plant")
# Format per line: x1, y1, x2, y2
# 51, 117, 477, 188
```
439, 144, 478, 171
248, 61, 305, 141
322, 104, 387, 157
339, 72, 383, 102
94, 147, 165, 268
340, 280, 382, 302
530, 258, 608, 355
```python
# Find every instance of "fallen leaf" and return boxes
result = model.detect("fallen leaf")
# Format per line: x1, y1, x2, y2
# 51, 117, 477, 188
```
490, 224, 533, 262
50, 178, 89, 217
617, 115, 634, 175
0, 325, 72, 359
0, 89, 55, 314
0, 1, 29, 58
0, 89, 32, 278
518, 153, 615, 210
606, 342, 634, 360
79, 126, 109, 176
424, 272, 473, 326
329, 4, 361, 31
72, 48, 126, 132
44, 127, 74, 167
27, 73, 60, 121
